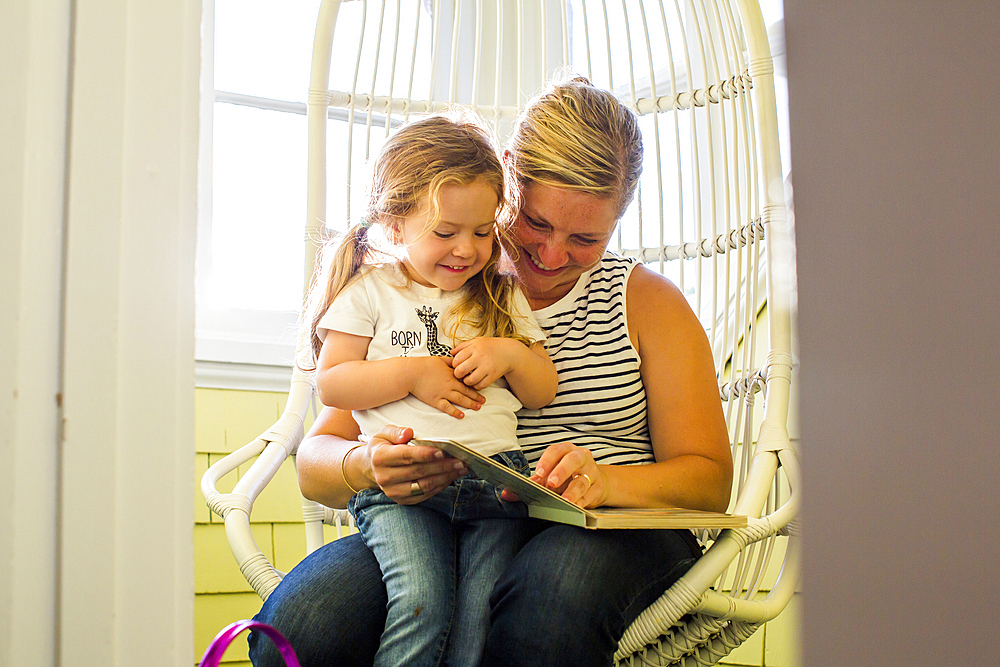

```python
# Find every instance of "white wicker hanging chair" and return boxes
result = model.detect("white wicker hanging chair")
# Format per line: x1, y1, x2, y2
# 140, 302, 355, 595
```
202, 1, 799, 665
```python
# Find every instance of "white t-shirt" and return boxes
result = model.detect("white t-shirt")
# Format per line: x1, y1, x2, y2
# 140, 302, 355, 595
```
317, 263, 546, 457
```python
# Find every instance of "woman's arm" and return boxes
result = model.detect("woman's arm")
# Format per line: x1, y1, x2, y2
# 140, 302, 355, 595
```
531, 265, 733, 513
296, 406, 469, 509
450, 338, 558, 409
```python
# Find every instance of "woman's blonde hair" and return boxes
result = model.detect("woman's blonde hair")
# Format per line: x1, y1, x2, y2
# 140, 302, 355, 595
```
299, 111, 530, 371
505, 76, 643, 221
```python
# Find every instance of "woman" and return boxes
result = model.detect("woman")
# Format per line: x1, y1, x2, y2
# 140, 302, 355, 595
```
250, 78, 732, 667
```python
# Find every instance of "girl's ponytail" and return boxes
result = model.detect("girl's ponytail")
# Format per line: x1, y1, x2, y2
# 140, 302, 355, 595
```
297, 222, 378, 372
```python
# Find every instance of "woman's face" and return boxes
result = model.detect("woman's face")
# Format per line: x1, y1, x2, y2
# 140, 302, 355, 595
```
509, 183, 619, 308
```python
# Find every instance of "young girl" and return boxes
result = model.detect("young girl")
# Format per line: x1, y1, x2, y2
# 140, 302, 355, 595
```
300, 113, 558, 667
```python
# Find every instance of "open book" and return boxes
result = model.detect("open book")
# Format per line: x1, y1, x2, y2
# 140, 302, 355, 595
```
413, 438, 747, 530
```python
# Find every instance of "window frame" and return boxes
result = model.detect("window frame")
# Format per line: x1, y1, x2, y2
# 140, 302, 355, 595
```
196, 0, 323, 388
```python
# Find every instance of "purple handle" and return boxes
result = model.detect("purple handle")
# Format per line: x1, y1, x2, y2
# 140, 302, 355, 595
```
198, 620, 301, 667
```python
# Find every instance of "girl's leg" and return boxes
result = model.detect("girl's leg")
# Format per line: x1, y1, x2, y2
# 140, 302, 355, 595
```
444, 451, 532, 666
481, 523, 703, 667
352, 493, 458, 667
446, 517, 531, 666
248, 532, 386, 667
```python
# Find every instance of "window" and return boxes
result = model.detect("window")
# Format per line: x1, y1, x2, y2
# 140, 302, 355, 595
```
197, 0, 431, 387
196, 0, 788, 388
197, 0, 322, 378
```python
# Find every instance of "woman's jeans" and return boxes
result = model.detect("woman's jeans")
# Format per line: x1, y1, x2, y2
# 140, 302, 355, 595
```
347, 451, 530, 667
250, 503, 702, 667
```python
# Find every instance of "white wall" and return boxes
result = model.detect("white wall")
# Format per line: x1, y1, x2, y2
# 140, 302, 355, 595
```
0, 2, 69, 665
1, 0, 200, 665
786, 1, 1000, 665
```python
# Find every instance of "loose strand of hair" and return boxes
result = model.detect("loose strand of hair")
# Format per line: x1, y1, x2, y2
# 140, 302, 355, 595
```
297, 225, 378, 372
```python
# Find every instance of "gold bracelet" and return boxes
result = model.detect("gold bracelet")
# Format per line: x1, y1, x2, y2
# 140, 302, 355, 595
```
341, 443, 366, 495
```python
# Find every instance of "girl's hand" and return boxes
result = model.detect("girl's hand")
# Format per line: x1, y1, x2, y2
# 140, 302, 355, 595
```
450, 337, 518, 390
407, 356, 486, 418
361, 425, 468, 505
529, 441, 609, 508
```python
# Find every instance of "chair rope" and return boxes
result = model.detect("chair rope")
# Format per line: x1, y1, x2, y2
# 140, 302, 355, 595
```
719, 368, 766, 402
747, 56, 774, 78
616, 617, 761, 667
618, 519, 776, 659
765, 351, 793, 382
616, 579, 704, 659
779, 516, 801, 537
623, 217, 765, 264
301, 502, 327, 523
239, 551, 284, 602
326, 90, 521, 120
261, 419, 304, 451
308, 88, 333, 107
206, 492, 252, 520
632, 72, 753, 115
727, 517, 777, 552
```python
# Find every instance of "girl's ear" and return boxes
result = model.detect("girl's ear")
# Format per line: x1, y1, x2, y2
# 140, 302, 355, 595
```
385, 217, 403, 245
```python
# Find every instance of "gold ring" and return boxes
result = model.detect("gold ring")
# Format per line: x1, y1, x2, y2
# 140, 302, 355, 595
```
410, 481, 422, 497
574, 472, 593, 486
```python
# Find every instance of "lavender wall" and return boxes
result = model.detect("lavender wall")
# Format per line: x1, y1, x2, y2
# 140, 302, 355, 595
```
786, 1, 1000, 664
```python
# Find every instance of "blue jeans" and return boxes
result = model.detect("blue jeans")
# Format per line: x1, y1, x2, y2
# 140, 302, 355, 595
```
250, 500, 702, 667
348, 451, 531, 667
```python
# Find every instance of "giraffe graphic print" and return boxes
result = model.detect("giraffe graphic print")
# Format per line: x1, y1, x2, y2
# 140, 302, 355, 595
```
415, 306, 451, 357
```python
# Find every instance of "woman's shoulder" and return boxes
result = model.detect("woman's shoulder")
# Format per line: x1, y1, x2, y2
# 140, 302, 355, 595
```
625, 262, 706, 349
625, 262, 688, 312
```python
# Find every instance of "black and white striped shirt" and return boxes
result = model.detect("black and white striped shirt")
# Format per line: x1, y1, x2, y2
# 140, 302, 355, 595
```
517, 253, 655, 467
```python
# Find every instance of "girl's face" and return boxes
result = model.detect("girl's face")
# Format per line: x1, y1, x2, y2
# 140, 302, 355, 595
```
509, 183, 619, 308
399, 179, 499, 291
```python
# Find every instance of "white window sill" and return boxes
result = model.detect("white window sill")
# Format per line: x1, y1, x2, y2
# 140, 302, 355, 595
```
195, 359, 295, 392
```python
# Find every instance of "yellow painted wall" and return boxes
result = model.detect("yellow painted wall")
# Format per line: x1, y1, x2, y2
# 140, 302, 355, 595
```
194, 387, 799, 666
195, 388, 354, 665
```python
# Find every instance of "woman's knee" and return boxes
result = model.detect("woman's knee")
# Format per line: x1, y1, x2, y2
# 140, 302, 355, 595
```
486, 527, 701, 649
249, 533, 386, 666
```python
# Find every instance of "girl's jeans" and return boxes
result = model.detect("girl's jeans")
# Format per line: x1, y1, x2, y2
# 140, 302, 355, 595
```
347, 450, 530, 667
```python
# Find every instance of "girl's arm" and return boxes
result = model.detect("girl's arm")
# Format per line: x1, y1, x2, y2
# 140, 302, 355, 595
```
317, 330, 486, 418
315, 330, 406, 409
450, 338, 558, 409
529, 265, 733, 513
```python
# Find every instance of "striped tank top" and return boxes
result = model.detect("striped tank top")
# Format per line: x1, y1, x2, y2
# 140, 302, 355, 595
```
516, 253, 655, 467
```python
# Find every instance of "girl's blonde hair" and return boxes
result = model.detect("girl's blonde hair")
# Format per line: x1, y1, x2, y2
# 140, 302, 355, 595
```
504, 76, 643, 221
299, 111, 530, 371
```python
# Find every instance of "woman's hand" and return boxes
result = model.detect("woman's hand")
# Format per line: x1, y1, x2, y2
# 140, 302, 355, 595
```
356, 425, 469, 505
505, 441, 609, 508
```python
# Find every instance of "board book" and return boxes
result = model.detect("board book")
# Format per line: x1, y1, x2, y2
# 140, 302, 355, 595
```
413, 438, 747, 530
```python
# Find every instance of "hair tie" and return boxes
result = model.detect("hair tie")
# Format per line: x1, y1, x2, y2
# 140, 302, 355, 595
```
358, 216, 372, 229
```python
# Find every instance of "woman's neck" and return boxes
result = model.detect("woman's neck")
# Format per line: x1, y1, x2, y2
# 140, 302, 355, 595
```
526, 283, 574, 311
